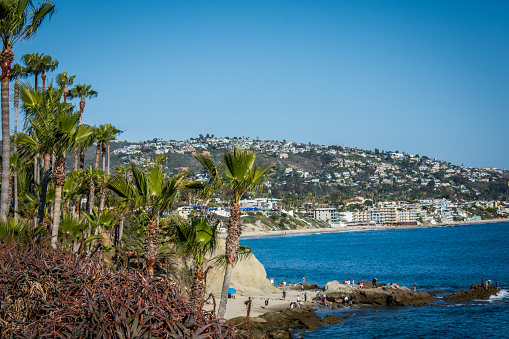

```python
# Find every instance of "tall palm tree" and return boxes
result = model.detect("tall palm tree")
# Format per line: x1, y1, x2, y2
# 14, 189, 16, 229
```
193, 147, 273, 318
50, 113, 93, 248
21, 52, 58, 90
173, 216, 219, 307
95, 123, 121, 173
56, 72, 75, 103
10, 63, 24, 220
0, 0, 55, 221
17, 84, 73, 230
108, 160, 189, 275
67, 83, 97, 125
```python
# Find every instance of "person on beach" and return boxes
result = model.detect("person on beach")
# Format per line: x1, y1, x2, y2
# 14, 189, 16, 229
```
297, 296, 300, 303
359, 282, 364, 289
373, 277, 378, 288
304, 292, 307, 302
488, 279, 492, 286
413, 283, 417, 291
265, 299, 269, 308
352, 279, 355, 287
344, 296, 348, 304
282, 290, 286, 300
485, 280, 489, 289
301, 283, 304, 291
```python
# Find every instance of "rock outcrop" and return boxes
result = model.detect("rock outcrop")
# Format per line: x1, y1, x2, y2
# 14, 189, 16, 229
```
443, 284, 499, 302
230, 306, 343, 339
325, 280, 353, 293
205, 238, 278, 296
323, 288, 435, 306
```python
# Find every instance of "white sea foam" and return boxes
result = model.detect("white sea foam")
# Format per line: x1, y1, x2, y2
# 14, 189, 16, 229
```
488, 289, 508, 302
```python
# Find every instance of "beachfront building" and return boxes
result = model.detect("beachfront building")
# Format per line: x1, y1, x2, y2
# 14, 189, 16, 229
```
312, 208, 347, 227
240, 198, 282, 212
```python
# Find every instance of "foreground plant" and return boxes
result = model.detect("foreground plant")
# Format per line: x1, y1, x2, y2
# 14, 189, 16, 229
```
0, 242, 236, 338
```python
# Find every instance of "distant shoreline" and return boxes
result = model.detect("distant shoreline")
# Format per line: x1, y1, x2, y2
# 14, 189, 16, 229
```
230, 218, 509, 239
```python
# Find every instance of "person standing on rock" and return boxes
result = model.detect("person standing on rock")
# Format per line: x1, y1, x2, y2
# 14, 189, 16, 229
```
303, 274, 306, 282
304, 292, 307, 302
373, 277, 378, 288
413, 283, 417, 291
496, 280, 499, 289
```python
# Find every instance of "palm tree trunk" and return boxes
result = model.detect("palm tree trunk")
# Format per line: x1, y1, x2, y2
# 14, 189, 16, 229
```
51, 157, 67, 248
37, 152, 52, 227
94, 144, 100, 169
88, 179, 95, 214
102, 144, 106, 172
73, 151, 79, 172
79, 97, 85, 125
80, 149, 85, 170
191, 265, 206, 307
13, 78, 19, 221
145, 218, 159, 276
51, 184, 63, 249
0, 45, 13, 220
114, 214, 124, 247
98, 186, 105, 214
217, 201, 242, 318
107, 143, 111, 174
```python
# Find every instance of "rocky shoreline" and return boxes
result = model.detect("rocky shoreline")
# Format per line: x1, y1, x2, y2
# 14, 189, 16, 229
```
228, 281, 502, 338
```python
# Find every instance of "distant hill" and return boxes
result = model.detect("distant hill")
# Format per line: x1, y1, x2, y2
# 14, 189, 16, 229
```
80, 137, 509, 202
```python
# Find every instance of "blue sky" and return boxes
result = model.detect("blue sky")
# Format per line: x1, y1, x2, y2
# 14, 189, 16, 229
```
12, 0, 509, 169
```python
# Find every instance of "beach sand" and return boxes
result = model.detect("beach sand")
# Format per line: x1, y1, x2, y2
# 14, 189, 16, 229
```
204, 288, 319, 319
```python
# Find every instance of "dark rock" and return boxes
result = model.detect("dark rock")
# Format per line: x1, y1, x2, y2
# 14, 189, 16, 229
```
443, 284, 499, 302
326, 288, 435, 306
230, 306, 343, 338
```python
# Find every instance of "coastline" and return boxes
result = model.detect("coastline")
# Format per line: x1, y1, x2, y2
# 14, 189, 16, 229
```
229, 217, 509, 239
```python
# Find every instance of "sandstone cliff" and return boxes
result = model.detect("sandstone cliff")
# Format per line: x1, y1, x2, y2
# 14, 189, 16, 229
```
205, 238, 278, 296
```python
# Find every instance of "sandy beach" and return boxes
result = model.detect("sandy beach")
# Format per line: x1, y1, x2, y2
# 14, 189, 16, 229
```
229, 218, 509, 239
204, 288, 320, 319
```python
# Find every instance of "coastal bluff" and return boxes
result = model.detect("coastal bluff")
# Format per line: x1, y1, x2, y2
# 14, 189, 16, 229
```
206, 238, 277, 296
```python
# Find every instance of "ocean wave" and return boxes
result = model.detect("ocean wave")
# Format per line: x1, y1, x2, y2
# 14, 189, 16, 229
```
488, 289, 508, 302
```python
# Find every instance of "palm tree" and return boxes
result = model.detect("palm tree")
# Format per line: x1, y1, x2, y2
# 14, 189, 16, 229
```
95, 123, 122, 172
0, 0, 55, 220
108, 160, 189, 275
50, 113, 93, 248
56, 72, 75, 103
17, 84, 73, 231
173, 216, 219, 306
10, 63, 24, 220
68, 83, 97, 125
193, 147, 273, 318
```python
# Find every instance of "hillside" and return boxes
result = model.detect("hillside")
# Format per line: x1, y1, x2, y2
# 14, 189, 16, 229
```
89, 136, 508, 203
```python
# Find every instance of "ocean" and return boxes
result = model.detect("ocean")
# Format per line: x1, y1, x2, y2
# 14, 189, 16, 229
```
241, 222, 509, 338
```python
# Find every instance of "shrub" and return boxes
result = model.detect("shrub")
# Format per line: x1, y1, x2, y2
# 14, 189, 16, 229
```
0, 243, 235, 338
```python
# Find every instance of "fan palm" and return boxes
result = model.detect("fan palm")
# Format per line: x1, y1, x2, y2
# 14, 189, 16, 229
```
18, 84, 72, 228
95, 123, 122, 172
0, 0, 55, 220
50, 113, 93, 248
173, 216, 219, 306
67, 83, 97, 125
56, 72, 75, 103
193, 147, 274, 318
20, 52, 57, 89
108, 160, 189, 275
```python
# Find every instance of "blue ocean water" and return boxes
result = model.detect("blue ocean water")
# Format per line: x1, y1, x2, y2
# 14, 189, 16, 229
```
241, 222, 509, 338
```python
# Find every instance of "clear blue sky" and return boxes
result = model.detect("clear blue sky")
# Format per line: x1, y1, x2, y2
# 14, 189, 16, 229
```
12, 0, 509, 169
